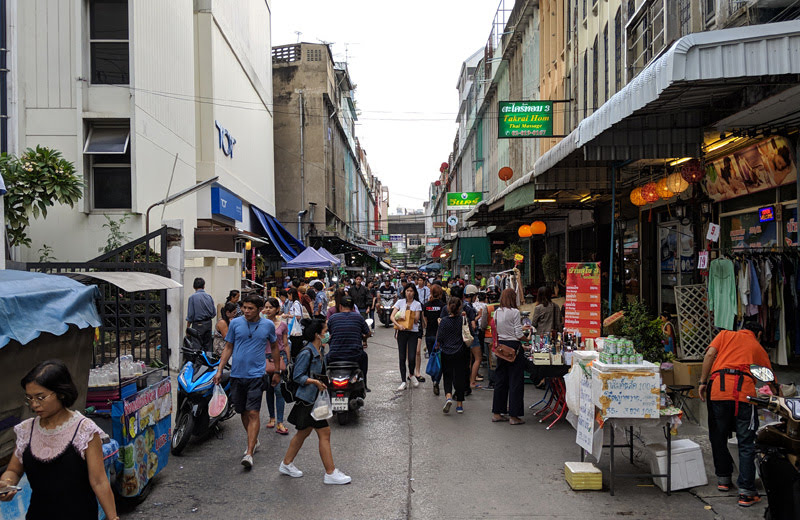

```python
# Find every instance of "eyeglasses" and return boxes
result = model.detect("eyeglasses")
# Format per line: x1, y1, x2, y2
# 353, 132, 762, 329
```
24, 392, 56, 406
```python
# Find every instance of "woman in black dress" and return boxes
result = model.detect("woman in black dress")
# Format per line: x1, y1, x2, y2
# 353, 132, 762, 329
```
0, 360, 118, 519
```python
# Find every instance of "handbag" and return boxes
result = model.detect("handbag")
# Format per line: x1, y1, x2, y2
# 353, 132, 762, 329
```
425, 345, 442, 381
289, 317, 303, 337
490, 316, 518, 363
212, 333, 226, 358
462, 315, 474, 344
265, 353, 287, 375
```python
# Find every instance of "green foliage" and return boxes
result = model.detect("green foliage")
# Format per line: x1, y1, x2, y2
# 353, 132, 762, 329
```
100, 214, 132, 253
2, 146, 83, 247
618, 300, 669, 363
37, 244, 57, 263
542, 253, 560, 282
501, 243, 524, 261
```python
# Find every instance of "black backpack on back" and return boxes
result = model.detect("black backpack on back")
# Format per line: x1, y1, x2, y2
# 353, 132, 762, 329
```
280, 345, 312, 403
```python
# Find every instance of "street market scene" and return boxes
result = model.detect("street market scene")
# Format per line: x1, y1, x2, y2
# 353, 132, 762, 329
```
1, 0, 800, 519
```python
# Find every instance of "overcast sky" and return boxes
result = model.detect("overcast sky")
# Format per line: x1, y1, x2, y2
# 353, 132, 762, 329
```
271, 0, 501, 213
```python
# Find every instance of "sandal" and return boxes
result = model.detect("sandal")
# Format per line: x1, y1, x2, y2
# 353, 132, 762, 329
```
509, 419, 526, 425
476, 376, 485, 382
275, 424, 289, 435
492, 415, 509, 422
266, 418, 276, 428
415, 376, 426, 383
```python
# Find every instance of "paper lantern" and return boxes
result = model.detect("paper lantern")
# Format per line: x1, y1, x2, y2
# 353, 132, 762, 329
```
440, 162, 449, 173
498, 167, 513, 181
530, 221, 547, 235
434, 180, 441, 186
641, 182, 660, 203
656, 177, 674, 199
666, 172, 689, 194
681, 159, 705, 184
630, 187, 647, 207
518, 225, 532, 238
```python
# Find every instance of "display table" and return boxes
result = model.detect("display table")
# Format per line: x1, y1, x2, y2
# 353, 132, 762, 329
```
528, 363, 570, 429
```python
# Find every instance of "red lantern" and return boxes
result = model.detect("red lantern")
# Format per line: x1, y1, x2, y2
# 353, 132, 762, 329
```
530, 221, 547, 235
630, 187, 647, 207
498, 167, 513, 181
440, 162, 449, 173
641, 182, 660, 203
434, 180, 441, 186
518, 225, 532, 238
681, 159, 705, 184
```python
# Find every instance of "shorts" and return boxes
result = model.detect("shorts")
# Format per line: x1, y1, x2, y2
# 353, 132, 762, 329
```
287, 400, 329, 430
230, 377, 264, 413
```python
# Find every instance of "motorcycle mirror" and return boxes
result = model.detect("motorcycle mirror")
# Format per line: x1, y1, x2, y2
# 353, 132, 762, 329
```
365, 318, 374, 327
750, 364, 775, 383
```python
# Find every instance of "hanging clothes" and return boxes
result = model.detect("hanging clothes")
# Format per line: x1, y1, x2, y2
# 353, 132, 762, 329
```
708, 257, 737, 330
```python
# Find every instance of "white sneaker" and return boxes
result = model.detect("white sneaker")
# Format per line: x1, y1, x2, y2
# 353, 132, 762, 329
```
397, 381, 407, 391
279, 461, 304, 478
244, 440, 261, 456
323, 468, 352, 485
443, 398, 453, 414
241, 454, 253, 469
410, 377, 419, 388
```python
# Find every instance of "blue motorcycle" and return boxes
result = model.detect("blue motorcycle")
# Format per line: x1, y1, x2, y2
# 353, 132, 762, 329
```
171, 328, 234, 455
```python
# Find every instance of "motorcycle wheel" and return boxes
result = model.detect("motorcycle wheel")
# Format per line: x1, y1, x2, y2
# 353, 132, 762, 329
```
336, 411, 350, 426
171, 411, 195, 455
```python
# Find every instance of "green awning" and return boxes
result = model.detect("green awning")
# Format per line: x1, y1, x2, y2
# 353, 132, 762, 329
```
459, 237, 491, 265
504, 182, 535, 211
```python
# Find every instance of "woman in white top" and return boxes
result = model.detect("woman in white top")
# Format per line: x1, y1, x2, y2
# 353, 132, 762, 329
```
391, 284, 423, 391
491, 287, 530, 425
284, 287, 305, 359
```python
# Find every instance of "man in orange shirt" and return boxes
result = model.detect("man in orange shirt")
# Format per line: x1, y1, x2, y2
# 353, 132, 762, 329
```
699, 321, 772, 508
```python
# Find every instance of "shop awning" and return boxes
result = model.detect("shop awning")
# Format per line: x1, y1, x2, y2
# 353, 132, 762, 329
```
251, 206, 305, 261
281, 247, 337, 270
57, 271, 182, 292
459, 237, 491, 265
316, 247, 342, 266
379, 260, 393, 271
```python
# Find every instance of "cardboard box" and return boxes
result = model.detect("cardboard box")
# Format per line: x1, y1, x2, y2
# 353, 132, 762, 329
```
533, 352, 551, 365
660, 367, 675, 387
672, 360, 703, 387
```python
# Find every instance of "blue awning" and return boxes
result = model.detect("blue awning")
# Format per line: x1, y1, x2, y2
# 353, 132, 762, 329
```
251, 206, 305, 261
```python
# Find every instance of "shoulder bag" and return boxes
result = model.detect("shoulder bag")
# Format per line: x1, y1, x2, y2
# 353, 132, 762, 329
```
490, 314, 518, 363
461, 315, 474, 344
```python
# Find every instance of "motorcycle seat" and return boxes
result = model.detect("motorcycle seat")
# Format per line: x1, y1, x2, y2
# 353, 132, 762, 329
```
785, 398, 800, 421
327, 361, 359, 370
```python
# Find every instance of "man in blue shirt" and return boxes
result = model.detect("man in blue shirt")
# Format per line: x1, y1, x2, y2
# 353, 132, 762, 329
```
213, 294, 278, 470
327, 296, 371, 391
312, 281, 328, 319
186, 277, 216, 352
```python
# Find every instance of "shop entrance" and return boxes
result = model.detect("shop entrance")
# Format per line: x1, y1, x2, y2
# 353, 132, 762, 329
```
657, 219, 695, 315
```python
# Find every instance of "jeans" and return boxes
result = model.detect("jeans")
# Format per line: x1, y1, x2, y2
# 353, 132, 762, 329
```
707, 400, 758, 495
442, 347, 467, 401
265, 352, 288, 422
491, 341, 525, 417
396, 330, 417, 381
425, 336, 440, 383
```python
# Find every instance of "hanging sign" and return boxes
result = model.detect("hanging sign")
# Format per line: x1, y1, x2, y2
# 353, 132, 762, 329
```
759, 206, 775, 222
698, 251, 709, 270
447, 215, 459, 226
564, 262, 602, 338
498, 101, 554, 138
706, 223, 721, 242
446, 192, 483, 211
433, 222, 447, 228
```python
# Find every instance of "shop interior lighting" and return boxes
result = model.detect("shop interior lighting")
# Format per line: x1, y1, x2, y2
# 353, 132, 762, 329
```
705, 136, 743, 153
579, 194, 592, 203
534, 199, 557, 203
669, 157, 692, 167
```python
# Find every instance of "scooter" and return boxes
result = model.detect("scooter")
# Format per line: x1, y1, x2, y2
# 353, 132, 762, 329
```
326, 360, 366, 425
746, 365, 800, 520
378, 294, 395, 327
172, 328, 235, 455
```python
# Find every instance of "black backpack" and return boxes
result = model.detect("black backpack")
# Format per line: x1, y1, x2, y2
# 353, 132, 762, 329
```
279, 345, 312, 403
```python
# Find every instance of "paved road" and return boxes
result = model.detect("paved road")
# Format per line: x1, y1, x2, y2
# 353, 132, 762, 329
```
122, 325, 764, 519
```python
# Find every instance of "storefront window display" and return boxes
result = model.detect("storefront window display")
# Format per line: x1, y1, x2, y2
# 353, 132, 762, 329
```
622, 219, 639, 301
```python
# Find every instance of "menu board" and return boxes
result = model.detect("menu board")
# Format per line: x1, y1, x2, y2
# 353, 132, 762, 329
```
564, 262, 602, 338
111, 378, 172, 497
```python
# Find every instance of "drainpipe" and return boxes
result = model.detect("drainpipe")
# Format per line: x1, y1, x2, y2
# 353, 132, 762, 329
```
298, 210, 308, 243
1, 0, 8, 154
299, 90, 305, 214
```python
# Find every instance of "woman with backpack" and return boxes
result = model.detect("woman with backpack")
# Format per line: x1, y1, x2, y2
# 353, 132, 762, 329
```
279, 319, 351, 484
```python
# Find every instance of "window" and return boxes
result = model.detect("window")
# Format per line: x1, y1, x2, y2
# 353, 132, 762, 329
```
89, 0, 129, 85
583, 0, 587, 19
566, 0, 571, 43
679, 0, 691, 36
84, 123, 131, 209
603, 24, 609, 102
592, 38, 598, 112
705, 0, 715, 22
615, 9, 622, 91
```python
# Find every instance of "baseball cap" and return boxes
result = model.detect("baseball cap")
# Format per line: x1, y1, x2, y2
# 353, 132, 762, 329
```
465, 284, 479, 295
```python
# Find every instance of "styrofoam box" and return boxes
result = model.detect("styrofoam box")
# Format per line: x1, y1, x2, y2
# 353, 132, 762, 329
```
592, 360, 658, 371
646, 439, 708, 491
571, 350, 598, 366
591, 361, 660, 418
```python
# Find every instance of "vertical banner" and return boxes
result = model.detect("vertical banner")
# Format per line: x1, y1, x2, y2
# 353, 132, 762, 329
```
564, 262, 602, 338
576, 371, 594, 453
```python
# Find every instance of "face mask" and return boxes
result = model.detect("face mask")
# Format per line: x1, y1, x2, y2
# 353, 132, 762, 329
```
320, 332, 330, 344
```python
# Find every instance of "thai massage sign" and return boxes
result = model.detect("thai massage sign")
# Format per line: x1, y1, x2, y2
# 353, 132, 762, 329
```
446, 192, 483, 211
498, 101, 553, 138
564, 262, 602, 338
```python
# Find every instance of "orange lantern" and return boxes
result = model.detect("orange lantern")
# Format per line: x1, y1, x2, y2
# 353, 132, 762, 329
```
666, 172, 689, 194
641, 182, 660, 203
630, 187, 647, 207
530, 221, 547, 235
656, 177, 674, 199
518, 225, 532, 238
498, 167, 513, 181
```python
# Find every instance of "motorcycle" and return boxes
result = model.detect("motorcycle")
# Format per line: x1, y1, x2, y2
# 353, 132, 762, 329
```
747, 365, 800, 520
378, 294, 395, 327
326, 324, 370, 426
172, 328, 235, 455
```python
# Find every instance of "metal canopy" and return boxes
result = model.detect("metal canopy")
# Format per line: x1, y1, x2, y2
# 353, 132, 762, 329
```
58, 271, 182, 292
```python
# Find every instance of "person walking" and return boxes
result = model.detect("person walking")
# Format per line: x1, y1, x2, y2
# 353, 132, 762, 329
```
423, 284, 447, 395
312, 281, 328, 320
1, 360, 119, 520
531, 286, 561, 335
464, 284, 484, 390
349, 275, 369, 321
391, 283, 423, 391
284, 288, 306, 359
436, 297, 469, 414
699, 321, 773, 507
491, 287, 529, 425
213, 294, 279, 469
263, 297, 289, 436
367, 280, 377, 330
186, 277, 216, 352
414, 276, 431, 368
214, 302, 238, 357
280, 319, 351, 484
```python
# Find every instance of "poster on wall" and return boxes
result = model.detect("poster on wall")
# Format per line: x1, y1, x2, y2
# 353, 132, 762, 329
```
705, 136, 797, 202
564, 262, 602, 338
786, 207, 798, 247
727, 211, 778, 250
659, 225, 695, 273
111, 378, 172, 497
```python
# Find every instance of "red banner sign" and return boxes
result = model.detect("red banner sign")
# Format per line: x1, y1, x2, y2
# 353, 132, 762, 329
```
564, 262, 602, 339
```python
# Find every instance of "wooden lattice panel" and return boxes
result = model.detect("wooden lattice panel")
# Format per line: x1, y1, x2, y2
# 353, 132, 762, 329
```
674, 284, 715, 360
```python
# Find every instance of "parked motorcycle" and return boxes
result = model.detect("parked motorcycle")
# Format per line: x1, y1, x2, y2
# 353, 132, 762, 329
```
172, 328, 235, 455
326, 360, 366, 426
747, 365, 800, 520
378, 294, 395, 327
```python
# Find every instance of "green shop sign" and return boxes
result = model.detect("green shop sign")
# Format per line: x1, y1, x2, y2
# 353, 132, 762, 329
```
498, 101, 553, 138
446, 192, 483, 211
